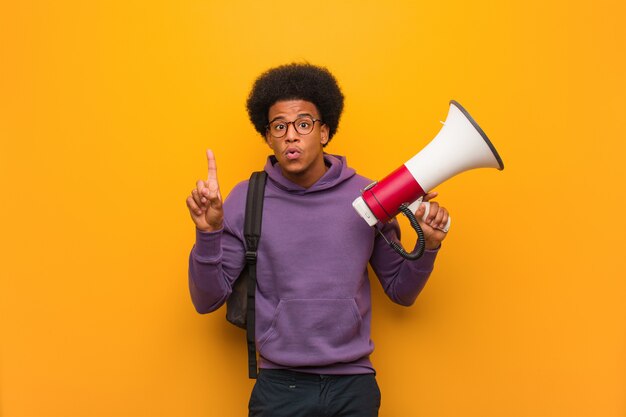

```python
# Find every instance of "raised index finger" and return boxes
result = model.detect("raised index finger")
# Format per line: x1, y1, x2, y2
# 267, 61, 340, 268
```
206, 149, 218, 183
205, 149, 221, 197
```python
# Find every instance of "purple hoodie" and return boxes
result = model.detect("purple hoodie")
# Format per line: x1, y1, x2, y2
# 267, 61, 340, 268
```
189, 154, 438, 374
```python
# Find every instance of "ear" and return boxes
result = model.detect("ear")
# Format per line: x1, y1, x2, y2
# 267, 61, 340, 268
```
320, 124, 330, 146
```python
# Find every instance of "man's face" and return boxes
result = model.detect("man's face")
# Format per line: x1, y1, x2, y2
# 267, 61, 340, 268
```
265, 99, 330, 188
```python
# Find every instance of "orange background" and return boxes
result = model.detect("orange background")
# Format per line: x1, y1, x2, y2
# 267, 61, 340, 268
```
1, 1, 625, 416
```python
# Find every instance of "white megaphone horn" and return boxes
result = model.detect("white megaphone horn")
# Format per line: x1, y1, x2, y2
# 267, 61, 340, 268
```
352, 100, 504, 259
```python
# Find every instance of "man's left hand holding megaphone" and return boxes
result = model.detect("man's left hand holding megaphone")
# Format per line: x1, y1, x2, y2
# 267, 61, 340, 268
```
408, 190, 450, 251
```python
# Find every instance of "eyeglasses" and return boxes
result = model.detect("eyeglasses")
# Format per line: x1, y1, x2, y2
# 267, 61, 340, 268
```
266, 117, 323, 138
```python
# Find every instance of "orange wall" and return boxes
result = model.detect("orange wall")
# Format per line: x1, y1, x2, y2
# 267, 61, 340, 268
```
1, 1, 625, 416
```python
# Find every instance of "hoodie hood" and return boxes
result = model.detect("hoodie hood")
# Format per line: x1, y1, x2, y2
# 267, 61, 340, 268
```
264, 153, 356, 194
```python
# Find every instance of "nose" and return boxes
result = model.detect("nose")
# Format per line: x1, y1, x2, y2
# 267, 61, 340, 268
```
284, 122, 300, 142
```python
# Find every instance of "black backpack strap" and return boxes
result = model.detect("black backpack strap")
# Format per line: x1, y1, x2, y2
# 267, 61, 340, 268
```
244, 171, 267, 379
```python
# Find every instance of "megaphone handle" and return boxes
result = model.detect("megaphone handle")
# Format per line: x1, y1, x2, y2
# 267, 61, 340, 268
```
407, 199, 451, 233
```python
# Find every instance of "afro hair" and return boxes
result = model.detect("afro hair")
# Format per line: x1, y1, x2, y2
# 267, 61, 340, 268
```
246, 63, 344, 146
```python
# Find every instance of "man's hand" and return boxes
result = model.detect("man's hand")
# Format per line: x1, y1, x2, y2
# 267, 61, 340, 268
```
186, 149, 223, 232
413, 191, 449, 250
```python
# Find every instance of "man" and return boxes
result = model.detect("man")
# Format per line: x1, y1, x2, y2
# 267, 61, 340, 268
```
186, 63, 449, 417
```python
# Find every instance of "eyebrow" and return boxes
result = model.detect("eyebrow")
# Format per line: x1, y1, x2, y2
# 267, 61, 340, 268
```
268, 113, 315, 124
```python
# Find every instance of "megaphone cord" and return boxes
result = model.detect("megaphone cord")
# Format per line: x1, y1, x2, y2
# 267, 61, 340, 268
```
376, 203, 426, 261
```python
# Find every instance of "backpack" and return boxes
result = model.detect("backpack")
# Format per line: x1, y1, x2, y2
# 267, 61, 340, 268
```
225, 171, 267, 379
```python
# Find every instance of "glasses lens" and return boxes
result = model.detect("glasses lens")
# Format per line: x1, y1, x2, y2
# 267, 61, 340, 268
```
269, 121, 288, 137
294, 117, 314, 135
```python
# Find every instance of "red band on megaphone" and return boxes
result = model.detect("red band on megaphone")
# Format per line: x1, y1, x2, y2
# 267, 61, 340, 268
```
362, 165, 425, 223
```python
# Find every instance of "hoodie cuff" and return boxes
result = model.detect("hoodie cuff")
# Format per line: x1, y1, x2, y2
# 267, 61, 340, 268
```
193, 227, 223, 260
418, 246, 439, 268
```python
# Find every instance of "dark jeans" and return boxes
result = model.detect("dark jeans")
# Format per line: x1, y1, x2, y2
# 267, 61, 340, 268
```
248, 369, 381, 417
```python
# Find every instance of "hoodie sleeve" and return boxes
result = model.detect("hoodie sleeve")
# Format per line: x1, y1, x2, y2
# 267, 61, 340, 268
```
187, 183, 247, 314
369, 219, 439, 306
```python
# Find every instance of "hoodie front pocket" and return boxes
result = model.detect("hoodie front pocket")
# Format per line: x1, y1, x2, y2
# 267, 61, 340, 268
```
257, 298, 372, 368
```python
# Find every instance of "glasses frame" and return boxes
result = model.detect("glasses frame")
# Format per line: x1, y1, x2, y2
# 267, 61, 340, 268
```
265, 117, 324, 138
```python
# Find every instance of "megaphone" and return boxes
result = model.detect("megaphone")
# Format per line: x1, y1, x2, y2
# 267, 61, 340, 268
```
352, 100, 504, 259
